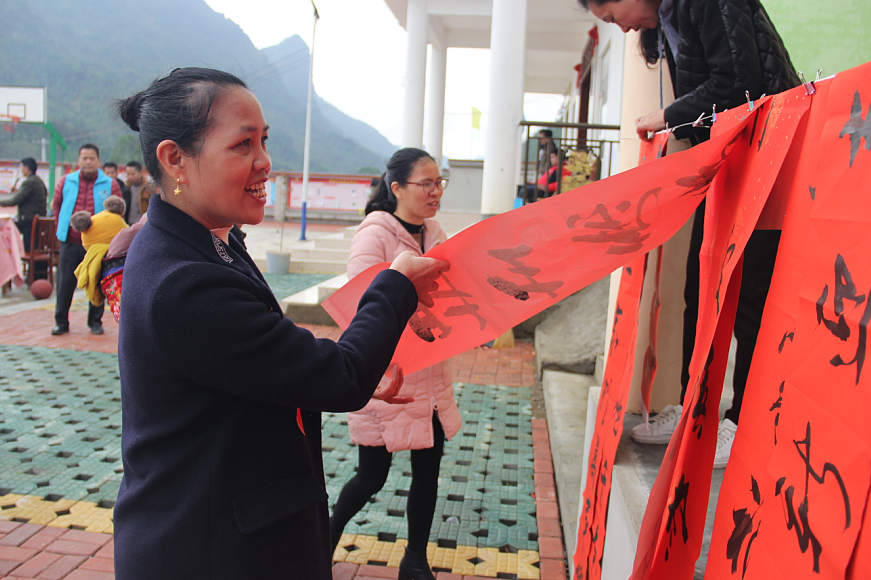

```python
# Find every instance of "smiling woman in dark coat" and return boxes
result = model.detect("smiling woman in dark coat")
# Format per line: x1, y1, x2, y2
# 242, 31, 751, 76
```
112, 68, 447, 580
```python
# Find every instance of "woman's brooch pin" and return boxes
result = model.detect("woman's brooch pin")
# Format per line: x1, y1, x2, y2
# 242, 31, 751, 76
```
211, 233, 233, 264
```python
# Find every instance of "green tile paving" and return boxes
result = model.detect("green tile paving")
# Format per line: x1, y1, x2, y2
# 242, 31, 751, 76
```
0, 345, 537, 552
323, 384, 537, 552
0, 345, 123, 507
261, 272, 335, 299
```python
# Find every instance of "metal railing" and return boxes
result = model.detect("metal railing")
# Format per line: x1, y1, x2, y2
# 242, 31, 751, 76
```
520, 120, 620, 203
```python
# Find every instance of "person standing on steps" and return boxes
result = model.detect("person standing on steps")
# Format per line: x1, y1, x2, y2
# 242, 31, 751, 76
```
578, 0, 799, 467
329, 148, 462, 580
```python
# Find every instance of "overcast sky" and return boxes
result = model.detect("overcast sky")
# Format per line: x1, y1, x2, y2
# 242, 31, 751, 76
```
202, 0, 563, 160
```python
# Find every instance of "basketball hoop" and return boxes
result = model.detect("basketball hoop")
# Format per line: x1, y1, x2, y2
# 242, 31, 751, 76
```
0, 113, 20, 135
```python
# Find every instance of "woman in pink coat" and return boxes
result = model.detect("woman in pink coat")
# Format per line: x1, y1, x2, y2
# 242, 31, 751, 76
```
330, 148, 462, 580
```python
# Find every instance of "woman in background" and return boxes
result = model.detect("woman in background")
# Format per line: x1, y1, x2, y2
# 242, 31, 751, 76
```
330, 148, 462, 580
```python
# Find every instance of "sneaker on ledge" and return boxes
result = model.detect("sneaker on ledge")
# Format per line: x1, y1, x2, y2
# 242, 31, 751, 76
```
630, 404, 682, 444
713, 418, 738, 469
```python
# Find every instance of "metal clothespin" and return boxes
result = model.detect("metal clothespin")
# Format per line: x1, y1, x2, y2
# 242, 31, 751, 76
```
815, 69, 823, 82
745, 90, 754, 111
799, 71, 816, 96
711, 104, 717, 123
691, 111, 706, 127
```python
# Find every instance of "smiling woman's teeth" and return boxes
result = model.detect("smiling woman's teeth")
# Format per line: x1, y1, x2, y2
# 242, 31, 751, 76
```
245, 183, 267, 199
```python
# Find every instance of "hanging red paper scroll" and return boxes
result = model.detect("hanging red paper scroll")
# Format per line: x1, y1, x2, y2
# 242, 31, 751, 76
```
706, 61, 871, 580
573, 131, 670, 580
575, 253, 647, 579
324, 125, 747, 376
638, 132, 670, 423
629, 87, 812, 580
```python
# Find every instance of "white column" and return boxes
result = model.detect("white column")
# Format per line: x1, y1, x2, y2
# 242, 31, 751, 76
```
402, 0, 429, 148
424, 44, 447, 166
480, 0, 528, 216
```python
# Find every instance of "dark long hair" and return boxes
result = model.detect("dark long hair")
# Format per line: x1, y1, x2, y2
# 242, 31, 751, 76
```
116, 68, 248, 190
577, 0, 661, 65
364, 148, 435, 215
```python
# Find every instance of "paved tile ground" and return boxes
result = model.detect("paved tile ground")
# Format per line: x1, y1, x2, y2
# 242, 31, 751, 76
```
0, 276, 566, 579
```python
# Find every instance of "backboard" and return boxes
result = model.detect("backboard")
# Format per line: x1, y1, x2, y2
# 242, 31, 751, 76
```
0, 86, 46, 124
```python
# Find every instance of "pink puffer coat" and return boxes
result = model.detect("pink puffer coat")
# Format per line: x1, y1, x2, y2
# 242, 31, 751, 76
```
346, 211, 462, 451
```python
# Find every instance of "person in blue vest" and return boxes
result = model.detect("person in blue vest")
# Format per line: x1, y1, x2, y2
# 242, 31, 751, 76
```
51, 144, 122, 335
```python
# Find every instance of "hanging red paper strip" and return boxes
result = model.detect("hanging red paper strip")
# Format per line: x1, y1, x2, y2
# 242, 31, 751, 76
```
573, 131, 670, 580
630, 87, 812, 579
324, 122, 747, 376
575, 254, 647, 579
706, 61, 871, 580
638, 134, 669, 422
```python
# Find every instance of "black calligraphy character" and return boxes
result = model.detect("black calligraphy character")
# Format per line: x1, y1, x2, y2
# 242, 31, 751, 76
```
432, 274, 487, 330
612, 401, 624, 436
715, 237, 737, 315
677, 130, 742, 197
769, 381, 784, 445
691, 349, 715, 439
838, 90, 871, 167
778, 331, 795, 353
726, 476, 763, 578
486, 245, 563, 300
408, 305, 452, 342
565, 188, 660, 255
608, 303, 624, 358
588, 436, 600, 480
665, 474, 691, 561
816, 254, 871, 384
775, 422, 851, 573
809, 186, 816, 201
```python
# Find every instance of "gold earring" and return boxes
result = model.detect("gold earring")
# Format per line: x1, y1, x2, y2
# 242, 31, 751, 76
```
174, 178, 181, 196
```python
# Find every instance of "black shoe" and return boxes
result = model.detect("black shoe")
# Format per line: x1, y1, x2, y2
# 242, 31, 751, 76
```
90, 325, 104, 335
51, 325, 69, 336
398, 548, 435, 580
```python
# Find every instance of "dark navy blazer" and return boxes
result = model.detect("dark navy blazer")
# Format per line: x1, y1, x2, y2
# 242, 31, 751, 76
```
114, 196, 417, 579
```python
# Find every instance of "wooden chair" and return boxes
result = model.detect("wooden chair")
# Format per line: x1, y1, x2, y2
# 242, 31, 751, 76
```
21, 216, 58, 286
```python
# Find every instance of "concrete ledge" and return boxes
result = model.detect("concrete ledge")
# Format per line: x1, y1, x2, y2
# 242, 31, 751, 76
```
542, 370, 597, 566
279, 274, 346, 325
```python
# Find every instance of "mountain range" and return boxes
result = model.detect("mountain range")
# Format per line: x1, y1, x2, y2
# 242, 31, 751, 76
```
0, 0, 397, 174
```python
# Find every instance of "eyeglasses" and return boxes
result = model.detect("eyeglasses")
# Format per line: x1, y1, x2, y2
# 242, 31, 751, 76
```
405, 179, 449, 193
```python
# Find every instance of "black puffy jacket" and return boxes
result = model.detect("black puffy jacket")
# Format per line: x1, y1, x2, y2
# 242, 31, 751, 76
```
662, 0, 800, 142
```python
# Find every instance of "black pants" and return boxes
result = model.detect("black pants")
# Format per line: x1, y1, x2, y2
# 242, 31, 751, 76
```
330, 415, 445, 552
55, 240, 103, 328
680, 201, 781, 424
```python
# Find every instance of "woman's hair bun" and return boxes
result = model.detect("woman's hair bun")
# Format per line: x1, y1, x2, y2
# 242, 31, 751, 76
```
118, 93, 144, 132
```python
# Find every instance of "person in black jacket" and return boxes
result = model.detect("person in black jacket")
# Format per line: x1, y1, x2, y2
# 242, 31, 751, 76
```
579, 0, 799, 467
1, 157, 47, 254
112, 67, 447, 580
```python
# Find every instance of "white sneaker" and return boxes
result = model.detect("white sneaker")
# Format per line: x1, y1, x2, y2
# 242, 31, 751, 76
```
630, 404, 682, 444
713, 418, 738, 469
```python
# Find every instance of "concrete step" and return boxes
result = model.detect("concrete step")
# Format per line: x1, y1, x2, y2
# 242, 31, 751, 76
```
280, 274, 347, 325
546, 372, 735, 580
291, 246, 350, 262
314, 237, 353, 250
288, 259, 348, 274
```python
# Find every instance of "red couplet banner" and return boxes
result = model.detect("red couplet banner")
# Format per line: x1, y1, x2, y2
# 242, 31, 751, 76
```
323, 121, 750, 376
574, 130, 669, 580
705, 62, 871, 580
324, 59, 871, 580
